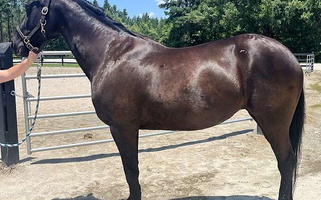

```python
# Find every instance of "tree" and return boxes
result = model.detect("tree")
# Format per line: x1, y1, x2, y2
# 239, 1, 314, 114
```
160, 0, 242, 46
3, 0, 319, 61
92, 0, 98, 6
0, 0, 26, 42
160, 0, 321, 60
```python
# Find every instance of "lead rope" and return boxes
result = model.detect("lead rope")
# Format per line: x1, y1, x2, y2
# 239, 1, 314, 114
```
0, 58, 41, 147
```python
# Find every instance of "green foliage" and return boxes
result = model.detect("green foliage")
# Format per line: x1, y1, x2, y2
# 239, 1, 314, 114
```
2, 0, 320, 61
0, 0, 24, 42
102, 1, 169, 43
160, 0, 321, 60
128, 14, 170, 43
46, 0, 170, 49
92, 0, 98, 6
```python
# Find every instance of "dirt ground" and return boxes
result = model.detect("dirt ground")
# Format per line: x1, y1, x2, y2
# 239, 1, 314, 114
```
0, 66, 320, 200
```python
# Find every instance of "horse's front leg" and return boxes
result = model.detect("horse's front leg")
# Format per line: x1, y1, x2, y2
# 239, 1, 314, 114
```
110, 125, 141, 200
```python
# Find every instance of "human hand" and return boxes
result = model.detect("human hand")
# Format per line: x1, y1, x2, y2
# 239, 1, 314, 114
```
25, 51, 38, 66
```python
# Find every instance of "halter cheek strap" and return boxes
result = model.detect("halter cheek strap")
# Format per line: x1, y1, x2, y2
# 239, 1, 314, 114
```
16, 0, 51, 54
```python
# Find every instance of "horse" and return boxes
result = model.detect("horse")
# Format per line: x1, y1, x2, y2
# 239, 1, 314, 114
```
11, 0, 305, 199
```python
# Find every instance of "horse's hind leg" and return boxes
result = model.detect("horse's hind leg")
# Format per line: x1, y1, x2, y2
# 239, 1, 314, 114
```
249, 111, 295, 200
110, 125, 141, 200
247, 91, 304, 200
263, 124, 295, 199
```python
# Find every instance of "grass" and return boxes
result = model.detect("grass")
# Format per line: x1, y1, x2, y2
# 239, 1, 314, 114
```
310, 104, 321, 109
309, 82, 321, 92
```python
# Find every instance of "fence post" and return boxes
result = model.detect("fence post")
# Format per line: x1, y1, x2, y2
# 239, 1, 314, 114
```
256, 125, 263, 135
0, 42, 19, 166
41, 54, 44, 66
61, 55, 64, 66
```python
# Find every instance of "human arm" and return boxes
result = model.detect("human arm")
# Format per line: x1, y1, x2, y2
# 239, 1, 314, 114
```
0, 51, 38, 84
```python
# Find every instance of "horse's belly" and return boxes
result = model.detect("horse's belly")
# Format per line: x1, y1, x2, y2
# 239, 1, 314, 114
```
140, 105, 240, 131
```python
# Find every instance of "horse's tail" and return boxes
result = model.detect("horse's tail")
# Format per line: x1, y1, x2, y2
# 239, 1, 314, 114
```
290, 89, 305, 185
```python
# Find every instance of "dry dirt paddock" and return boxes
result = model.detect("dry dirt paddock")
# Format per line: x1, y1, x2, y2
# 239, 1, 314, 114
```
0, 66, 320, 200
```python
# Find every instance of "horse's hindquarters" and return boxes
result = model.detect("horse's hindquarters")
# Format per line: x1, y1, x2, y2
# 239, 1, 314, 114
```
240, 34, 303, 200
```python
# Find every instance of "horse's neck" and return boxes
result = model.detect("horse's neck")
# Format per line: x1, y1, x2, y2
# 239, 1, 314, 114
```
56, 0, 136, 80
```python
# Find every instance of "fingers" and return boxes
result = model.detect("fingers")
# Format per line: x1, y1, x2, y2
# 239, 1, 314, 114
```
29, 51, 38, 57
28, 51, 39, 62
32, 47, 40, 54
25, 51, 39, 65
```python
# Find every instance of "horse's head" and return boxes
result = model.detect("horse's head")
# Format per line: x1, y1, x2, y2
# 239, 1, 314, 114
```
12, 0, 59, 57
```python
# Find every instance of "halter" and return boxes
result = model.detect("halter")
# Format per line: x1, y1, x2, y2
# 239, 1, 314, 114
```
16, 0, 51, 54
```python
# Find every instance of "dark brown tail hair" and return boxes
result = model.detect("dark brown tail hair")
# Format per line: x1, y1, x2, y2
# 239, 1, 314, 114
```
289, 89, 305, 186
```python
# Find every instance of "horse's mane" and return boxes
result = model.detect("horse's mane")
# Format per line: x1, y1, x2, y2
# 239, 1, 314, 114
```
76, 0, 138, 37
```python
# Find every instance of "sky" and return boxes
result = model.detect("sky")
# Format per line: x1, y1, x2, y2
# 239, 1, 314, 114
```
96, 0, 167, 18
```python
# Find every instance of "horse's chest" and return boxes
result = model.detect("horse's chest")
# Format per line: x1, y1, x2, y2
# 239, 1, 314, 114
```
91, 80, 141, 125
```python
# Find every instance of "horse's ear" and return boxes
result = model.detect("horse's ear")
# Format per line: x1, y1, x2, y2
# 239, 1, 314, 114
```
25, 0, 38, 7
82, 0, 105, 17
25, 0, 42, 10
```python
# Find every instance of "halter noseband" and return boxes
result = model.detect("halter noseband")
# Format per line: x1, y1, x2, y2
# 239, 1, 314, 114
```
16, 0, 51, 54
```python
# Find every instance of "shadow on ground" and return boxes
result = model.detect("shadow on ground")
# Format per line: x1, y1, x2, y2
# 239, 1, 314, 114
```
33, 129, 253, 165
171, 195, 273, 200
51, 194, 273, 200
52, 193, 99, 200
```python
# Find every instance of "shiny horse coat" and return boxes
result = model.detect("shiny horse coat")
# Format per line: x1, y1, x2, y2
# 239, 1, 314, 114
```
12, 0, 305, 199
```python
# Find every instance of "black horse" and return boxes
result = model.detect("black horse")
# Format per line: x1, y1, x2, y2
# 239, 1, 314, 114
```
12, 0, 305, 199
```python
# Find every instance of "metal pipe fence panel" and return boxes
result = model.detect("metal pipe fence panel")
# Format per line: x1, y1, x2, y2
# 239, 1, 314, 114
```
31, 126, 109, 137
294, 53, 315, 72
27, 111, 96, 119
27, 94, 91, 102
30, 118, 254, 154
21, 69, 101, 154
26, 74, 86, 79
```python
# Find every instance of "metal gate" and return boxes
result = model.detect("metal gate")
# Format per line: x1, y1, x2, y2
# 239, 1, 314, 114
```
294, 53, 315, 72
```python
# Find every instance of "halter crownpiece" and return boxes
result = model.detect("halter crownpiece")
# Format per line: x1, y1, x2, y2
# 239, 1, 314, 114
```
16, 0, 51, 54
